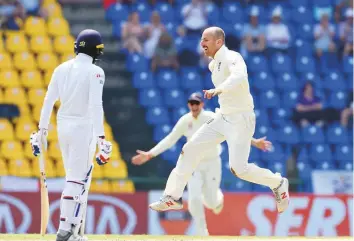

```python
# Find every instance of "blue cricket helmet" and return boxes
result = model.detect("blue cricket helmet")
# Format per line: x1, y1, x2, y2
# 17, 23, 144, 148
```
74, 29, 104, 63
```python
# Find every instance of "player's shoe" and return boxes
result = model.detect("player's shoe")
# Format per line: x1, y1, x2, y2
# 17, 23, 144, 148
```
56, 230, 88, 241
272, 176, 289, 213
149, 195, 183, 212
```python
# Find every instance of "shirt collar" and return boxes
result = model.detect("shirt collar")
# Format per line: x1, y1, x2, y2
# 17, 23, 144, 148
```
213, 45, 227, 61
76, 53, 93, 63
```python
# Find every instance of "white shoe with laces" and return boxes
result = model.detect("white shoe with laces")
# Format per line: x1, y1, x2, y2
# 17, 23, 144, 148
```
149, 195, 183, 212
272, 177, 290, 213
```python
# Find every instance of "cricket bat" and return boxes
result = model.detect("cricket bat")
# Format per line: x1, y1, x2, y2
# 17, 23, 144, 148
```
39, 148, 49, 236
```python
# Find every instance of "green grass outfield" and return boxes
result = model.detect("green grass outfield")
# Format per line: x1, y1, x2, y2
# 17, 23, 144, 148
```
0, 235, 351, 241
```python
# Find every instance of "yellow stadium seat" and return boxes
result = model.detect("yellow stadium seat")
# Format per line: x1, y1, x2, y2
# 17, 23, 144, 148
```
0, 52, 13, 70
37, 52, 59, 71
103, 125, 114, 141
0, 89, 3, 102
0, 159, 8, 176
5, 32, 28, 53
24, 16, 47, 36
0, 119, 14, 141
0, 38, 4, 52
44, 3, 63, 18
103, 159, 127, 179
111, 142, 122, 160
90, 180, 111, 193
48, 141, 62, 160
21, 70, 44, 88
17, 104, 30, 116
32, 105, 56, 123
32, 157, 56, 178
47, 123, 58, 141
60, 53, 75, 63
111, 180, 135, 193
15, 118, 36, 141
28, 88, 46, 107
24, 138, 35, 159
4, 87, 27, 106
47, 18, 70, 36
55, 159, 66, 177
0, 70, 20, 88
13, 52, 37, 71
30, 36, 52, 53
43, 0, 57, 4
92, 164, 103, 179
1, 140, 24, 160
44, 69, 54, 86
54, 35, 74, 54
8, 158, 32, 177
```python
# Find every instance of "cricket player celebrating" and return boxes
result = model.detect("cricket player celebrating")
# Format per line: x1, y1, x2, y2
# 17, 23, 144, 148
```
30, 29, 112, 241
149, 27, 290, 214
132, 92, 273, 235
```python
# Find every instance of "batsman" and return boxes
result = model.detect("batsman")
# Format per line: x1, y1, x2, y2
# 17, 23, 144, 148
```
30, 29, 113, 241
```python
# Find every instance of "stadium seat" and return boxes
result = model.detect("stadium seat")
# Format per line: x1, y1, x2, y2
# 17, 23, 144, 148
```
0, 90, 3, 103
44, 69, 54, 86
92, 164, 103, 179
126, 53, 148, 72
252, 71, 275, 91
301, 125, 325, 144
276, 72, 298, 91
0, 159, 8, 176
277, 124, 300, 145
111, 180, 135, 193
268, 161, 287, 176
262, 143, 286, 163
328, 91, 347, 109
161, 142, 182, 163
153, 124, 172, 142
294, 39, 313, 57
0, 53, 13, 70
271, 54, 292, 74
24, 16, 47, 36
338, 160, 353, 171
315, 161, 335, 170
37, 52, 59, 71
146, 107, 170, 125
32, 105, 56, 123
164, 89, 185, 107
343, 56, 353, 75
291, 6, 313, 24
281, 90, 299, 108
155, 2, 175, 22
60, 53, 75, 63
255, 125, 276, 141
172, 107, 188, 123
43, 2, 63, 18
139, 88, 162, 107
323, 72, 346, 91
222, 2, 244, 24
0, 119, 14, 141
157, 70, 178, 89
247, 55, 269, 73
271, 108, 291, 127
319, 53, 340, 75
5, 33, 28, 53
90, 180, 111, 193
30, 36, 52, 53
48, 141, 62, 160
226, 179, 252, 192
20, 70, 44, 88
103, 159, 128, 179
15, 119, 36, 141
105, 3, 129, 22
335, 144, 353, 163
27, 88, 45, 107
296, 23, 313, 40
8, 158, 32, 177
310, 144, 332, 163
47, 123, 58, 142
0, 70, 20, 88
1, 141, 24, 160
259, 90, 280, 109
32, 157, 56, 178
254, 108, 269, 126
53, 35, 75, 54
180, 67, 203, 90
4, 87, 27, 106
326, 125, 349, 145
13, 52, 36, 71
0, 37, 4, 52
132, 72, 155, 89
132, 2, 151, 23
249, 147, 260, 162
297, 148, 309, 163
296, 55, 315, 73
47, 18, 70, 36
296, 161, 312, 181
55, 159, 65, 177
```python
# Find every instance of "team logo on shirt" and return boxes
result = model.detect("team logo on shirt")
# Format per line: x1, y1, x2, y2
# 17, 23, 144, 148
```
218, 62, 221, 71
206, 118, 214, 124
96, 74, 104, 84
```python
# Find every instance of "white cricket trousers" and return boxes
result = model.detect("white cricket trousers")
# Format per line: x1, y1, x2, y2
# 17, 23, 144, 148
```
187, 156, 222, 236
164, 111, 282, 200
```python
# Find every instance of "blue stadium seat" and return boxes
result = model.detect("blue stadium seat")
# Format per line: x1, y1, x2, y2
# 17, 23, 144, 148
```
297, 148, 309, 163
310, 143, 332, 163
319, 53, 340, 75
155, 3, 175, 22
301, 125, 325, 144
323, 72, 346, 91
259, 90, 280, 109
296, 55, 315, 73
222, 2, 244, 24
338, 161, 353, 171
105, 3, 129, 22
328, 91, 347, 109
315, 161, 335, 170
180, 67, 203, 90
247, 55, 269, 73
206, 2, 220, 24
246, 5, 267, 24
175, 36, 198, 53
126, 53, 148, 72
276, 72, 299, 91
255, 125, 276, 141
271, 54, 292, 74
343, 56, 353, 75
220, 143, 229, 163
222, 22, 244, 39
300, 72, 322, 88
296, 23, 313, 40
153, 124, 172, 142
271, 108, 291, 127
139, 88, 162, 107
291, 6, 313, 24
262, 143, 286, 163
326, 124, 349, 145
146, 107, 170, 125
277, 123, 300, 145
132, 2, 151, 23
133, 72, 154, 89
347, 75, 353, 91
252, 183, 269, 192
268, 161, 287, 176
172, 107, 188, 123
249, 147, 261, 162
281, 90, 299, 108
112, 21, 125, 39
157, 70, 178, 89
335, 144, 353, 163
203, 72, 214, 89
227, 179, 252, 192
314, 0, 333, 7
165, 22, 178, 38
289, 0, 309, 7
254, 108, 269, 126
164, 89, 186, 107
252, 71, 275, 91
294, 39, 313, 56
161, 142, 182, 164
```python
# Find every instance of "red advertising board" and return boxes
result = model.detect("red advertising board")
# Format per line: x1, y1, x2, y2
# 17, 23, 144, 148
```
0, 192, 148, 234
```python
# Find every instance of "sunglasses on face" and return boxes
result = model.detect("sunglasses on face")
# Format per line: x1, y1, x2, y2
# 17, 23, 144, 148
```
188, 101, 201, 106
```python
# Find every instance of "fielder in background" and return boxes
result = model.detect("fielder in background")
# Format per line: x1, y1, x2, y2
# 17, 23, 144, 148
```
30, 29, 113, 241
132, 92, 272, 236
149, 26, 290, 214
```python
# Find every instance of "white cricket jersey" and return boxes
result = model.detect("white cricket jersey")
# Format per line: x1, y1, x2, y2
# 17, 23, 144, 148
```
39, 53, 105, 137
209, 45, 254, 114
150, 109, 221, 159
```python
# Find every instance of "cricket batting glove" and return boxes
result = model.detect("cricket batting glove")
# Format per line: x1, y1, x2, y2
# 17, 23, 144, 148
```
30, 128, 48, 156
96, 137, 112, 165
